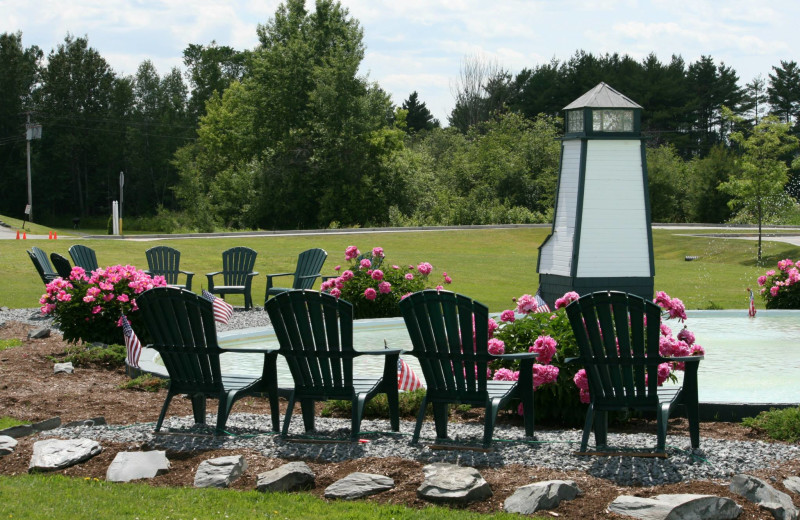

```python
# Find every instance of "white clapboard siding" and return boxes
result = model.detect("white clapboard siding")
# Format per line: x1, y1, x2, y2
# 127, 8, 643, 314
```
576, 140, 650, 277
539, 140, 581, 276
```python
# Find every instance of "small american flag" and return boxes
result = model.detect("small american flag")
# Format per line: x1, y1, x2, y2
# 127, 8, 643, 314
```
534, 292, 551, 313
398, 358, 424, 391
201, 289, 234, 324
121, 315, 142, 369
748, 288, 757, 318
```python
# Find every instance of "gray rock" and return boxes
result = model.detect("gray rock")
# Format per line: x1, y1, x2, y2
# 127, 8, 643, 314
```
53, 362, 73, 374
106, 451, 170, 482
324, 472, 394, 500
504, 480, 582, 514
609, 494, 742, 519
256, 461, 315, 493
28, 327, 50, 339
784, 476, 800, 496
417, 463, 492, 504
194, 455, 247, 488
0, 435, 18, 456
0, 424, 33, 438
32, 417, 61, 432
63, 417, 106, 428
730, 474, 798, 520
29, 438, 102, 472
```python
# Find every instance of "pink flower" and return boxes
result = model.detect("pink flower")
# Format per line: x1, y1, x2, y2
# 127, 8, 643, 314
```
372, 247, 384, 258
57, 291, 72, 302
360, 258, 372, 269
554, 291, 579, 309
378, 281, 391, 294
757, 275, 767, 286
404, 273, 414, 281
500, 309, 516, 322
341, 270, 354, 281
371, 269, 384, 281
654, 291, 671, 309
766, 270, 776, 276
329, 288, 341, 298
435, 285, 444, 291
69, 266, 87, 282
667, 297, 687, 321
487, 338, 505, 355
677, 327, 695, 345
103, 293, 115, 302
493, 368, 518, 381
320, 279, 334, 291
487, 318, 498, 336
391, 265, 399, 270
444, 275, 452, 284
532, 364, 559, 388
530, 335, 558, 364
334, 265, 341, 271
573, 369, 589, 391
771, 286, 780, 297
364, 287, 377, 300
91, 305, 102, 315
401, 292, 412, 300
657, 362, 672, 385
345, 246, 360, 261
515, 294, 537, 314
660, 323, 672, 337
417, 262, 433, 275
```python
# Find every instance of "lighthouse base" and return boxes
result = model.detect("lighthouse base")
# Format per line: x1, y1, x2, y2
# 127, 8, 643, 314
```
538, 274, 654, 309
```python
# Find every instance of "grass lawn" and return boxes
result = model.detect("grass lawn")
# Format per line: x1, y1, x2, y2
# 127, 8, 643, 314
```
2, 221, 798, 311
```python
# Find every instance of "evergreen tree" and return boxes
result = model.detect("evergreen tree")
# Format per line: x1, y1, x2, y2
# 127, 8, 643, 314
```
402, 91, 438, 133
767, 60, 800, 125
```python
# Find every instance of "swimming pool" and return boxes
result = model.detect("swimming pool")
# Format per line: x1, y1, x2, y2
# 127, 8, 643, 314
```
161, 310, 800, 404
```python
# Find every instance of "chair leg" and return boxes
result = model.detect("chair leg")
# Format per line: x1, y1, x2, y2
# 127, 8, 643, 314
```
385, 387, 400, 432
155, 392, 176, 432
483, 399, 501, 448
190, 393, 207, 425
282, 394, 296, 437
433, 402, 449, 440
352, 395, 367, 441
656, 403, 670, 452
594, 411, 608, 448
687, 402, 700, 449
301, 399, 316, 432
411, 395, 429, 444
215, 391, 237, 436
580, 404, 595, 452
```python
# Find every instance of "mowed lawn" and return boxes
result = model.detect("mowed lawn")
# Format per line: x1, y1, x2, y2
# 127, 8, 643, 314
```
2, 225, 798, 311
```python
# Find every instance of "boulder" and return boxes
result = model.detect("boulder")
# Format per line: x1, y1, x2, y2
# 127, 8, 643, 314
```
504, 480, 582, 514
608, 494, 742, 519
731, 474, 798, 520
256, 461, 315, 493
324, 472, 394, 500
106, 451, 170, 482
53, 362, 73, 374
0, 435, 18, 456
784, 477, 800, 496
63, 417, 107, 428
29, 438, 102, 472
194, 455, 247, 488
417, 463, 492, 504
28, 328, 50, 339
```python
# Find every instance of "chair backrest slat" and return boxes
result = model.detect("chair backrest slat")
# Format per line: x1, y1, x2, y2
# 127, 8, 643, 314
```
222, 247, 257, 286
69, 245, 99, 272
50, 253, 73, 279
293, 248, 327, 289
146, 246, 182, 285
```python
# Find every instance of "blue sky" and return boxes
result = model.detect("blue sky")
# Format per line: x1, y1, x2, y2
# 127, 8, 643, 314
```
2, 0, 798, 124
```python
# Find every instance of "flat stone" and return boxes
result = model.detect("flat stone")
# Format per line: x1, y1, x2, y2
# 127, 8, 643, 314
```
504, 480, 582, 514
417, 463, 492, 504
106, 451, 170, 482
609, 494, 742, 519
784, 477, 800, 496
256, 461, 315, 493
28, 327, 50, 339
731, 474, 798, 520
63, 417, 106, 428
194, 455, 247, 488
29, 438, 102, 472
0, 435, 18, 456
324, 472, 394, 500
0, 424, 33, 438
32, 417, 61, 432
53, 362, 74, 374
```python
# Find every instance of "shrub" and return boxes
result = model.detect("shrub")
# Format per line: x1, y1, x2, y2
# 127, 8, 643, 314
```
756, 258, 800, 308
119, 374, 169, 392
742, 406, 800, 443
321, 246, 452, 319
322, 389, 427, 419
40, 265, 166, 344
56, 343, 127, 369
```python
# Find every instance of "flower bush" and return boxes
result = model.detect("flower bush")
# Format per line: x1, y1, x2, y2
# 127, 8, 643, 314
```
756, 258, 800, 308
40, 264, 166, 344
321, 246, 451, 319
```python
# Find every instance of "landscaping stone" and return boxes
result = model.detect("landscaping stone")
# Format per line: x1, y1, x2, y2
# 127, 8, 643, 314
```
609, 494, 742, 519
106, 451, 170, 482
53, 362, 73, 374
324, 472, 394, 500
29, 438, 102, 472
63, 417, 106, 428
730, 474, 798, 520
256, 461, 315, 493
784, 477, 800, 496
32, 417, 61, 432
194, 455, 247, 488
0, 435, 17, 456
417, 463, 492, 504
0, 424, 33, 438
503, 480, 581, 514
28, 327, 50, 339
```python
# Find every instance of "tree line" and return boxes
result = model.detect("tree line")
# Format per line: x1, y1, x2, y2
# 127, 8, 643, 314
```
1, 0, 799, 231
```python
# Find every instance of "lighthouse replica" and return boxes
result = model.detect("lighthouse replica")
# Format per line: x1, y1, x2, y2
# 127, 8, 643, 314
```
537, 82, 654, 306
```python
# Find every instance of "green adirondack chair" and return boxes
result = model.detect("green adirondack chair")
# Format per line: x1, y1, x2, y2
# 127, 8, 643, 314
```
28, 247, 59, 285
50, 252, 73, 279
136, 286, 286, 435
264, 248, 327, 305
205, 247, 259, 310
145, 246, 194, 291
68, 244, 99, 272
265, 290, 401, 440
565, 290, 702, 454
399, 290, 536, 448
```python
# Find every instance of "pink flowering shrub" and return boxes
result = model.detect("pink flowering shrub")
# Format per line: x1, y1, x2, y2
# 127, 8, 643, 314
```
40, 264, 166, 344
757, 258, 800, 308
321, 245, 452, 319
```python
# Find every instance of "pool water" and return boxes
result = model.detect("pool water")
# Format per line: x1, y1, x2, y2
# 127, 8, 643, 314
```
213, 311, 800, 404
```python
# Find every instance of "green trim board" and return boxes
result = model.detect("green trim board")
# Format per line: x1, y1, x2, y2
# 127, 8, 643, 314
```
538, 273, 654, 305
570, 139, 589, 278
640, 141, 656, 276
536, 143, 566, 272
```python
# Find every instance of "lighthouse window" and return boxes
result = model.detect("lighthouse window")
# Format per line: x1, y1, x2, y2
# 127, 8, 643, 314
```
592, 109, 634, 132
567, 110, 584, 133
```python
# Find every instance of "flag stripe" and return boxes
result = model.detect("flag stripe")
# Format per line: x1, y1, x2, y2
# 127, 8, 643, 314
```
398, 358, 424, 391
201, 289, 233, 324
534, 292, 551, 313
121, 315, 142, 369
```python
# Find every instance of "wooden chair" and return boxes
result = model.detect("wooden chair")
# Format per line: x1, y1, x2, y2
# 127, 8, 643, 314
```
136, 286, 286, 435
264, 248, 327, 305
205, 247, 259, 310
565, 290, 702, 454
399, 289, 536, 447
265, 290, 401, 440
145, 246, 194, 291
28, 247, 59, 285
50, 252, 73, 279
68, 244, 99, 272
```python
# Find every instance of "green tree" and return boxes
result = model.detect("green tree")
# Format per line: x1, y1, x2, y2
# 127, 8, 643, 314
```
767, 60, 800, 125
686, 145, 736, 224
646, 145, 690, 222
183, 41, 248, 123
401, 91, 438, 133
719, 109, 800, 261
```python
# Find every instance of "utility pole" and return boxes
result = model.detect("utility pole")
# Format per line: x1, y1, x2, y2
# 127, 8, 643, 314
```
25, 112, 42, 223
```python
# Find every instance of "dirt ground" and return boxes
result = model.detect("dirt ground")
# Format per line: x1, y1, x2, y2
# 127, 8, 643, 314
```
1, 320, 798, 518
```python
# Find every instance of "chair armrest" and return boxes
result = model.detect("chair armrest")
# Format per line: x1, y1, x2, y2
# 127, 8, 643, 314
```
222, 347, 279, 355
144, 270, 152, 276
247, 271, 259, 277
668, 355, 704, 363
180, 270, 194, 276
564, 357, 581, 364
358, 348, 405, 356
297, 273, 321, 280
322, 275, 338, 282
493, 352, 538, 361
206, 271, 222, 277
267, 272, 295, 279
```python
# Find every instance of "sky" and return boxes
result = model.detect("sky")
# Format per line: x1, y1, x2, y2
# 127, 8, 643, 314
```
2, 0, 799, 124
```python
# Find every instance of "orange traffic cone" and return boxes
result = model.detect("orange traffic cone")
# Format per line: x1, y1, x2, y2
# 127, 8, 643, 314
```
48, 231, 53, 239
54, 231, 58, 240
22, 231, 27, 239
15, 230, 19, 239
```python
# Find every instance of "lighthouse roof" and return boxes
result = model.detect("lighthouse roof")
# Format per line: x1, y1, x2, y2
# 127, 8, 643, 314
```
563, 82, 642, 110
